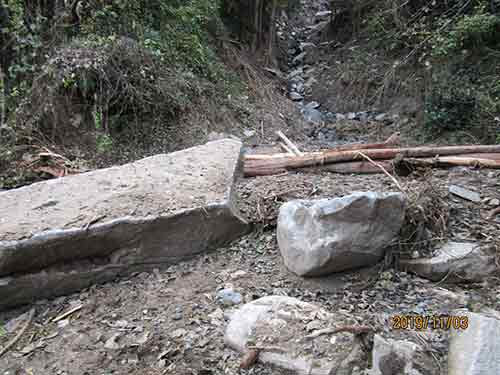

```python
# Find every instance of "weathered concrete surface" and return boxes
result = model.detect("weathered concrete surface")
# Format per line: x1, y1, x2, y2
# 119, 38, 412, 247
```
277, 192, 406, 276
448, 311, 500, 375
400, 242, 497, 282
0, 139, 249, 309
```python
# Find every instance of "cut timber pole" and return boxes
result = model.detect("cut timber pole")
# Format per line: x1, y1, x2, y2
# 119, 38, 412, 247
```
400, 156, 500, 169
276, 131, 303, 156
244, 145, 500, 177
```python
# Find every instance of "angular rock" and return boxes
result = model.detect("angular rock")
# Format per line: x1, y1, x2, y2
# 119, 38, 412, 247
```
287, 67, 304, 80
448, 311, 500, 375
305, 101, 320, 110
301, 107, 324, 125
0, 139, 249, 309
277, 192, 406, 276
400, 242, 496, 282
370, 335, 423, 375
225, 296, 356, 374
449, 185, 481, 203
216, 288, 243, 306
292, 51, 307, 65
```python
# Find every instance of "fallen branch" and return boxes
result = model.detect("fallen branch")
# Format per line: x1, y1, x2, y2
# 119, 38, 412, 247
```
0, 308, 35, 358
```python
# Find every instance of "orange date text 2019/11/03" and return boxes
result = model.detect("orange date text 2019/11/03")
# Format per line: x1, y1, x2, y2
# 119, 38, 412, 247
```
390, 315, 469, 330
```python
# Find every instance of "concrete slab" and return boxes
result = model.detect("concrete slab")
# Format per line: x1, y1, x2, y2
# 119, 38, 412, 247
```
0, 139, 249, 309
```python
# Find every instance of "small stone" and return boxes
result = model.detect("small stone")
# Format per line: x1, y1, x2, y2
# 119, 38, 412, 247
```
335, 113, 346, 120
449, 185, 481, 203
375, 113, 387, 121
299, 42, 316, 52
57, 319, 70, 328
305, 101, 320, 109
243, 129, 256, 138
489, 198, 499, 206
216, 288, 243, 306
104, 333, 122, 350
171, 328, 187, 338
301, 107, 324, 125
289, 92, 304, 101
292, 52, 307, 65
347, 112, 356, 120
230, 270, 247, 280
287, 67, 303, 80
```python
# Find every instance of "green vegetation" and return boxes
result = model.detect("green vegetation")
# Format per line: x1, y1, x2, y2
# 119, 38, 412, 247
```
0, 0, 239, 152
333, 0, 500, 142
0, 0, 255, 188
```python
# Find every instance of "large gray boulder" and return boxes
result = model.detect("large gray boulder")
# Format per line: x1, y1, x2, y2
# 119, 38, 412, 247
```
225, 296, 357, 374
448, 311, 500, 374
400, 242, 497, 282
0, 139, 249, 309
277, 192, 406, 276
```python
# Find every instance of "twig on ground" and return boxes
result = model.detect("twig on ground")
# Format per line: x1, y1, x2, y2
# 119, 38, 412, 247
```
0, 308, 36, 358
305, 325, 372, 340
52, 304, 83, 323
356, 151, 404, 192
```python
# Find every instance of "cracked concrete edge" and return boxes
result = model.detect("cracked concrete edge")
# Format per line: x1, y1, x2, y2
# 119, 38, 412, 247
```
0, 202, 250, 310
0, 201, 248, 276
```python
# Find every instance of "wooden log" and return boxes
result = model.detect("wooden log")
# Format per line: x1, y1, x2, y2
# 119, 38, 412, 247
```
299, 160, 393, 174
244, 145, 500, 177
299, 154, 500, 176
402, 156, 500, 169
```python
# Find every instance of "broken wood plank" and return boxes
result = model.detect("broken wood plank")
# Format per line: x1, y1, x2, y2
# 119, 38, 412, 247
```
244, 145, 500, 177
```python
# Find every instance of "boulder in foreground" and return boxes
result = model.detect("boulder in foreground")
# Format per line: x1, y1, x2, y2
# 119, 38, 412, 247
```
225, 296, 362, 374
277, 192, 406, 276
